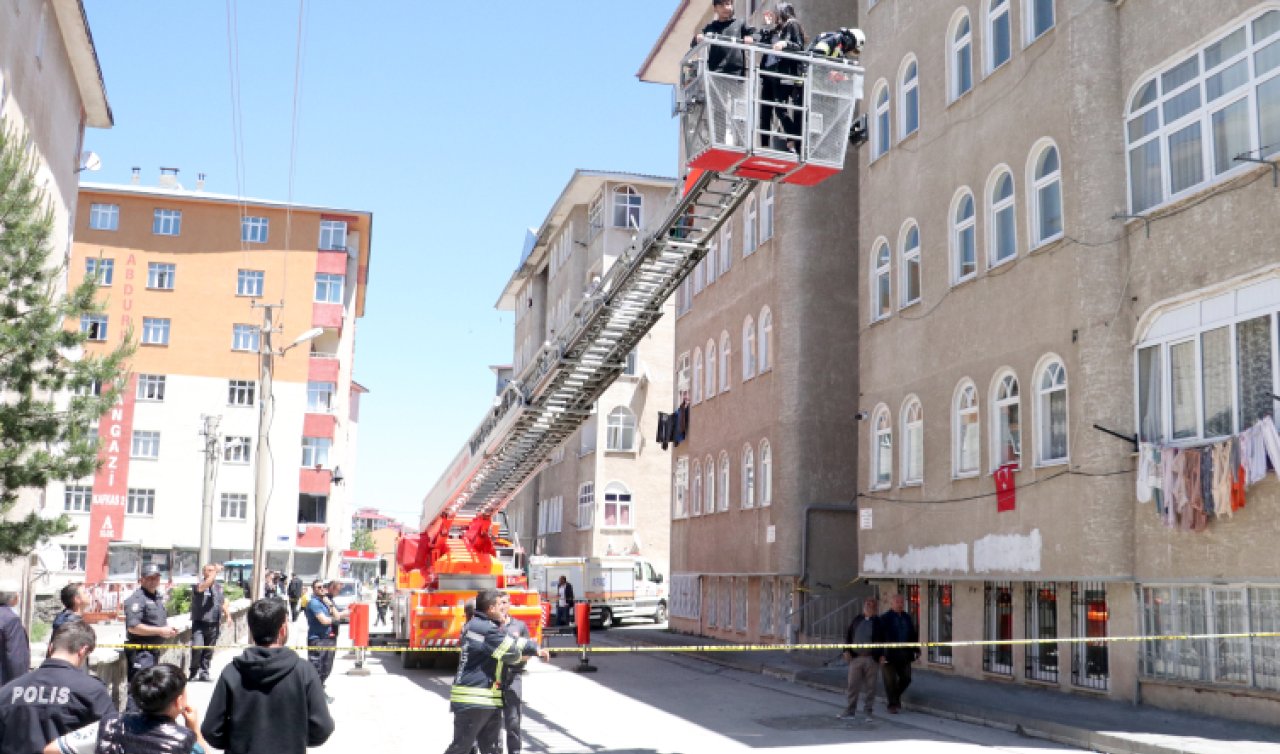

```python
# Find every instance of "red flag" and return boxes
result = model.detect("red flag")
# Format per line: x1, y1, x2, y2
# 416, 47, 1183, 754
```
995, 464, 1017, 512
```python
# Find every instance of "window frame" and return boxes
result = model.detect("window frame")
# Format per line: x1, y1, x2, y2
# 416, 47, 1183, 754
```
899, 54, 920, 140
718, 451, 731, 512
901, 396, 925, 486
743, 194, 758, 255
131, 430, 161, 460
760, 185, 775, 241
232, 324, 260, 352
991, 371, 1023, 471
949, 11, 975, 102
705, 340, 717, 400
758, 307, 773, 373
871, 404, 893, 490
140, 317, 171, 346
692, 347, 703, 404
152, 208, 182, 236
603, 482, 634, 529
241, 216, 269, 244
1036, 356, 1070, 466
986, 0, 1013, 75
953, 380, 981, 478
301, 436, 332, 468
871, 238, 892, 321
136, 374, 166, 402
146, 262, 176, 291
219, 492, 248, 521
720, 222, 733, 276
577, 482, 596, 529
315, 273, 345, 304
64, 485, 93, 514
85, 257, 113, 286
611, 185, 643, 229
871, 80, 891, 160
899, 221, 921, 308
126, 488, 156, 517
951, 190, 977, 285
1023, 0, 1056, 46
222, 436, 252, 464
987, 167, 1018, 268
1028, 140, 1065, 248
759, 439, 773, 506
690, 460, 702, 516
229, 379, 257, 407
236, 269, 264, 297
319, 220, 348, 251
719, 331, 732, 392
81, 314, 108, 342
88, 203, 119, 231
605, 406, 638, 452
742, 444, 755, 508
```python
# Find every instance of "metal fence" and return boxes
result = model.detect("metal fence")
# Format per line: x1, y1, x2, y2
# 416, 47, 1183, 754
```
1025, 582, 1059, 682
983, 581, 1013, 675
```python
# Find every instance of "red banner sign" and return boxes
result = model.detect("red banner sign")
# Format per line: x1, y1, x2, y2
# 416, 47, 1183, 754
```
995, 463, 1017, 513
85, 373, 137, 583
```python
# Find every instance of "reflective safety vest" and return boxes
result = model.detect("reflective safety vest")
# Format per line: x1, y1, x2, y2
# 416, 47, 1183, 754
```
449, 615, 538, 711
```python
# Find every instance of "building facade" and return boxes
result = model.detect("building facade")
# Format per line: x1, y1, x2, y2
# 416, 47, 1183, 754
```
45, 173, 372, 585
497, 171, 676, 576
856, 0, 1280, 724
641, 1, 864, 644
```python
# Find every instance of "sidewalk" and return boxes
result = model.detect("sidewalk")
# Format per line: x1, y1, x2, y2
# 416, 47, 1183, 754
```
602, 627, 1280, 754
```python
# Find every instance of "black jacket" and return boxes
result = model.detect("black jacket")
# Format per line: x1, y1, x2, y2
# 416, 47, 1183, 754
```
880, 609, 920, 664
761, 19, 806, 74
201, 646, 334, 754
0, 658, 117, 754
450, 614, 538, 711
0, 605, 30, 687
843, 614, 885, 660
694, 18, 756, 74
190, 581, 223, 624
96, 714, 197, 754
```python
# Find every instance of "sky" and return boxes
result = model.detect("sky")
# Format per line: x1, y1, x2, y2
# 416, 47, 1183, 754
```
81, 1, 681, 526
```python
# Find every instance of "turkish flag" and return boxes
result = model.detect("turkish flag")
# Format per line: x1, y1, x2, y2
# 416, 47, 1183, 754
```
995, 464, 1017, 512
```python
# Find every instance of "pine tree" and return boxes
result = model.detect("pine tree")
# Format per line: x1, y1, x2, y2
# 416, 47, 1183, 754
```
0, 122, 132, 559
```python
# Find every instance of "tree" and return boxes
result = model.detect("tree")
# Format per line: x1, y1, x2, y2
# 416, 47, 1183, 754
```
351, 528, 375, 553
0, 123, 131, 558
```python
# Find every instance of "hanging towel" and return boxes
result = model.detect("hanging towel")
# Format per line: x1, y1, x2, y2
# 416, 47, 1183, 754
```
1136, 442, 1155, 503
1181, 449, 1204, 532
1199, 448, 1215, 519
1211, 442, 1234, 517
1260, 416, 1280, 482
1160, 447, 1178, 524
1230, 436, 1247, 513
1241, 424, 1268, 485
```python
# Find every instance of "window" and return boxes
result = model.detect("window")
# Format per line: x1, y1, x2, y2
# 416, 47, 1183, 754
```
900, 56, 920, 138
871, 241, 891, 320
232, 324, 259, 352
81, 315, 108, 342
759, 440, 773, 506
241, 216, 269, 244
603, 483, 633, 527
742, 316, 756, 380
950, 12, 974, 101
987, 0, 1012, 73
760, 185, 775, 241
992, 372, 1021, 469
85, 258, 113, 286
673, 457, 688, 518
719, 331, 731, 392
1029, 143, 1064, 246
743, 195, 757, 255
223, 436, 251, 464
606, 407, 637, 452
1142, 585, 1280, 692
718, 451, 730, 511
72, 380, 101, 398
901, 397, 924, 485
319, 220, 347, 250
740, 445, 756, 508
758, 308, 773, 373
136, 374, 166, 402
538, 496, 564, 535
954, 380, 980, 477
62, 545, 87, 572
719, 579, 731, 629
872, 82, 891, 159
141, 317, 170, 346
64, 485, 92, 513
577, 482, 595, 529
152, 209, 181, 236
707, 580, 718, 628
872, 405, 892, 489
308, 381, 335, 412
719, 222, 733, 275
228, 380, 256, 406
1025, 0, 1055, 43
127, 488, 156, 516
623, 349, 639, 377
705, 340, 717, 399
760, 579, 775, 635
1072, 582, 1109, 689
736, 579, 748, 632
147, 263, 175, 290
1037, 359, 1069, 464
704, 455, 716, 514
612, 185, 642, 229
692, 348, 703, 404
220, 493, 248, 520
694, 245, 708, 294
928, 582, 954, 665
1126, 9, 1280, 213
900, 223, 921, 308
588, 196, 603, 238
952, 191, 976, 283
1026, 582, 1060, 682
302, 436, 331, 467
89, 203, 119, 231
237, 269, 264, 297
131, 431, 160, 459
983, 581, 1014, 675
988, 169, 1017, 266
298, 494, 329, 524
315, 273, 344, 304
690, 461, 702, 516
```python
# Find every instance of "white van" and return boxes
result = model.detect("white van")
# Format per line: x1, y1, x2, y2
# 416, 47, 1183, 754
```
529, 556, 667, 627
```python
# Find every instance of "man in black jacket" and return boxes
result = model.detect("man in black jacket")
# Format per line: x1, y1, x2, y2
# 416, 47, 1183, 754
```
202, 599, 334, 754
189, 564, 226, 682
286, 574, 303, 622
498, 598, 533, 754
692, 0, 756, 75
880, 593, 920, 713
0, 621, 115, 754
839, 597, 884, 722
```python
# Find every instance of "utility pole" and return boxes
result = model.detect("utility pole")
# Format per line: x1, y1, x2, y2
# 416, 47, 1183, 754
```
199, 415, 221, 569
251, 302, 280, 602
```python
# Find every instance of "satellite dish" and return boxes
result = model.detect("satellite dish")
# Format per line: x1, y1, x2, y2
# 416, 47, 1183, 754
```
78, 151, 102, 173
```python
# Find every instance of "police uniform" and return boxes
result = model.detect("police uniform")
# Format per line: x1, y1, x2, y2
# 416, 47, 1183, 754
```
443, 612, 539, 754
0, 657, 117, 754
124, 567, 172, 711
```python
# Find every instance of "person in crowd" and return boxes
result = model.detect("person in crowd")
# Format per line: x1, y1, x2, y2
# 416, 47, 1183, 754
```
0, 580, 31, 687
880, 593, 919, 714
304, 581, 345, 704
555, 576, 575, 627
51, 584, 88, 633
202, 599, 334, 754
0, 621, 115, 754
839, 597, 884, 723
287, 574, 303, 621
693, 0, 755, 75
122, 564, 177, 713
189, 564, 227, 683
375, 588, 390, 627
45, 664, 207, 754
758, 3, 806, 151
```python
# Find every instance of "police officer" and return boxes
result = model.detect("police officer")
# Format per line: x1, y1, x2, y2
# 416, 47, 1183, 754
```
124, 563, 177, 712
0, 621, 116, 754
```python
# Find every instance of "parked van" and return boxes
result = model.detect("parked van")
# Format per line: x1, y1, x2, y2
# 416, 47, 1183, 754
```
529, 556, 667, 627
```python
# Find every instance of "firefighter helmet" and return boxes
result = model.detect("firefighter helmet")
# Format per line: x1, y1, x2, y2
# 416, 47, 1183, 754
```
840, 27, 867, 54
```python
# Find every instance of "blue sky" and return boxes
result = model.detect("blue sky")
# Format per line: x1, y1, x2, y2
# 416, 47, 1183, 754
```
82, 1, 680, 525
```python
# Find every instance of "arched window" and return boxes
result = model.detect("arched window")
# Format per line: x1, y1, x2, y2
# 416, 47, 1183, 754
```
901, 397, 924, 485
988, 169, 1017, 267
951, 191, 976, 283
705, 340, 717, 399
718, 451, 731, 511
720, 331, 732, 392
872, 81, 891, 159
603, 482, 633, 527
900, 222, 921, 307
954, 380, 980, 477
1024, 0, 1055, 44
720, 222, 733, 275
742, 444, 756, 508
692, 347, 703, 404
743, 195, 758, 256
992, 372, 1022, 469
1037, 358, 1069, 464
611, 185, 642, 229
950, 12, 974, 101
759, 440, 773, 506
1030, 142, 1063, 247
743, 315, 757, 380
705, 455, 716, 514
706, 238, 719, 286
900, 56, 920, 139
760, 184, 775, 241
872, 240, 891, 320
872, 405, 892, 489
691, 460, 702, 515
758, 307, 773, 373
606, 406, 637, 452
987, 0, 1012, 73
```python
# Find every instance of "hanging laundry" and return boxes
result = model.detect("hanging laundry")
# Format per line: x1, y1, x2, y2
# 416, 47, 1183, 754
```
1210, 441, 1233, 518
1165, 449, 1186, 529
1229, 437, 1246, 514
656, 412, 673, 451
1136, 442, 1155, 503
1159, 447, 1177, 522
1181, 449, 1207, 533
1260, 416, 1280, 481
1199, 447, 1215, 519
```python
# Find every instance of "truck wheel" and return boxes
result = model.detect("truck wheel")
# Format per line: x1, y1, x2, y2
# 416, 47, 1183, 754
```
653, 603, 668, 624
599, 608, 614, 629
400, 649, 420, 670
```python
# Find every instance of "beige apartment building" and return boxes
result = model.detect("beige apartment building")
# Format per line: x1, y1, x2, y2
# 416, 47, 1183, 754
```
497, 171, 676, 576
857, 0, 1280, 724
640, 1, 863, 644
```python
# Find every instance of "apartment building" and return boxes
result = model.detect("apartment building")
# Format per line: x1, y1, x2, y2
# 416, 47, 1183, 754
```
497, 171, 675, 575
856, 0, 1280, 723
48, 172, 372, 586
640, 1, 863, 644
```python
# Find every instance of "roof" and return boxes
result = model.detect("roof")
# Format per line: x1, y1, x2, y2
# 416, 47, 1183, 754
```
79, 181, 372, 218
637, 1, 708, 85
51, 0, 112, 128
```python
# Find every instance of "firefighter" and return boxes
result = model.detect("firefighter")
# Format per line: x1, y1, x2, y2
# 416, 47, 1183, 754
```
497, 596, 532, 754
443, 589, 546, 754
808, 27, 866, 59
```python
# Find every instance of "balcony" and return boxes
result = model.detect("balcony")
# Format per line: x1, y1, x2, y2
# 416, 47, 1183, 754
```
295, 523, 327, 549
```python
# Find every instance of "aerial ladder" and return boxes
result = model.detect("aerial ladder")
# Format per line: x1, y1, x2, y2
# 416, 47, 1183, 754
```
391, 39, 864, 665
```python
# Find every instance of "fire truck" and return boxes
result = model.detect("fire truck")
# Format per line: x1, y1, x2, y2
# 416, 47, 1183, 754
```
390, 37, 863, 668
